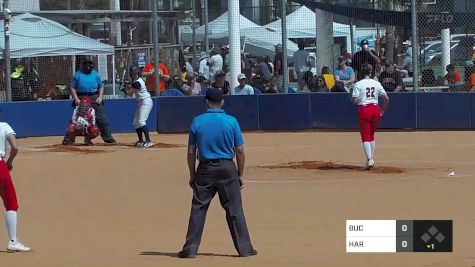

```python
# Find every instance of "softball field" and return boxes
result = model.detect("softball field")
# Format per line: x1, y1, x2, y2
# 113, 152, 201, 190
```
2, 131, 475, 267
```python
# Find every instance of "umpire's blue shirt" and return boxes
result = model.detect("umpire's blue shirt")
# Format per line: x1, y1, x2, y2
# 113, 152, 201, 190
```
189, 108, 244, 161
71, 70, 103, 93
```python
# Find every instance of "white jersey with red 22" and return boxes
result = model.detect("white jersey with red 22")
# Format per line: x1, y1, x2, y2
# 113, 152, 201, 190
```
352, 78, 387, 106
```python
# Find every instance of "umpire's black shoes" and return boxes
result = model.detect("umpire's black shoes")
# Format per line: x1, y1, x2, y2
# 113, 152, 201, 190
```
177, 251, 196, 259
239, 249, 258, 257
102, 137, 117, 144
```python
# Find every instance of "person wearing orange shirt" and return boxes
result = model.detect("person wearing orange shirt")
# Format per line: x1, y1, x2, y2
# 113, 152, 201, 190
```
444, 64, 462, 85
142, 58, 170, 96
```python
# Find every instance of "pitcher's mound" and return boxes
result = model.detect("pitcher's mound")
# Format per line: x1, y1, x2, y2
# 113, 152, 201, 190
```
262, 161, 405, 174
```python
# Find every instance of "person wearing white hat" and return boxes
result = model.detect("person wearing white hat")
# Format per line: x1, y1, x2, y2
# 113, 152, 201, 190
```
232, 74, 254, 95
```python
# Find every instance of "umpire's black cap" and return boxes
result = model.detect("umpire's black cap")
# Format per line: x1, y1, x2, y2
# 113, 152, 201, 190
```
205, 88, 223, 103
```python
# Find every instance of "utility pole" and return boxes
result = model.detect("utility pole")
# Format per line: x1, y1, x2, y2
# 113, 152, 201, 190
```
152, 0, 160, 96
3, 0, 12, 102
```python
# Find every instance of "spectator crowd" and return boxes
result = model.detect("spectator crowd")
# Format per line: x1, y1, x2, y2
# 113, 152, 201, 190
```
136, 39, 475, 97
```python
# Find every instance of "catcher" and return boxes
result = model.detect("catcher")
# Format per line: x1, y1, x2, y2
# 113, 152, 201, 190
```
65, 97, 99, 146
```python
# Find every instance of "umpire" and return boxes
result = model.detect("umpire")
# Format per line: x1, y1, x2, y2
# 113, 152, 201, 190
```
62, 60, 115, 144
178, 88, 257, 258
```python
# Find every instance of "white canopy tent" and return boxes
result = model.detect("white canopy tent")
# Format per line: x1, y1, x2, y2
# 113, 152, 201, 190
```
0, 13, 117, 95
181, 11, 298, 57
181, 11, 260, 42
265, 6, 351, 39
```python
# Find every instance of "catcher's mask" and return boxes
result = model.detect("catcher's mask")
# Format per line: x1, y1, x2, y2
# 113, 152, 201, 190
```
79, 97, 93, 116
81, 60, 94, 74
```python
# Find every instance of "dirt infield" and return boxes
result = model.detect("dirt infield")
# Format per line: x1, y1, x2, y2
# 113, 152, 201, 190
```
2, 131, 475, 267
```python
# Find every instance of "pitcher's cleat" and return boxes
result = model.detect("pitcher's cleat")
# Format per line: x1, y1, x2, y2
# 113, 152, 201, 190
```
7, 241, 31, 252
365, 158, 375, 170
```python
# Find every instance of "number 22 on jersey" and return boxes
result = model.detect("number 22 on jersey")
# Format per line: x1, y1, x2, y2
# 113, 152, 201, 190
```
366, 87, 376, 98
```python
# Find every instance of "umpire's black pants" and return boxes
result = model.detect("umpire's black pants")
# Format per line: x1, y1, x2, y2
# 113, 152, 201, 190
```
181, 160, 254, 256
63, 94, 114, 142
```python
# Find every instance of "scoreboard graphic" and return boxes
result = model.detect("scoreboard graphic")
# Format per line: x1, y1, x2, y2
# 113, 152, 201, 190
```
346, 220, 452, 253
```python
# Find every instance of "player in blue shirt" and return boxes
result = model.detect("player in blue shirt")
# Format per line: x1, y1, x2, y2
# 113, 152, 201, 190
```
178, 88, 257, 258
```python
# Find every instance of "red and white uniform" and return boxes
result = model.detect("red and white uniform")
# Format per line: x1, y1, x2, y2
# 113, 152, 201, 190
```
352, 78, 387, 142
67, 106, 99, 142
0, 123, 18, 211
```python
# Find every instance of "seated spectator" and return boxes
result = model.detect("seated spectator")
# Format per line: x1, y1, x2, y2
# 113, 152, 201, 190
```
364, 64, 378, 80
333, 56, 356, 92
464, 60, 475, 91
379, 62, 404, 92
232, 73, 254, 95
265, 56, 275, 75
211, 70, 230, 95
37, 81, 61, 100
302, 71, 317, 92
465, 62, 475, 92
165, 77, 183, 92
444, 64, 463, 85
182, 73, 201, 96
312, 75, 329, 92
420, 68, 437, 87
373, 62, 384, 80
264, 76, 279, 94
322, 66, 335, 91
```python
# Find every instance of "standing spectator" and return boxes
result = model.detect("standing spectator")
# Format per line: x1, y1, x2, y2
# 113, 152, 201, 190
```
63, 60, 115, 144
232, 74, 255, 95
352, 39, 381, 80
185, 58, 194, 76
322, 66, 335, 91
182, 73, 201, 96
444, 64, 463, 85
208, 48, 223, 80
293, 40, 311, 91
379, 63, 404, 92
142, 56, 170, 96
396, 45, 413, 77
211, 70, 230, 95
333, 56, 356, 92
242, 51, 253, 82
257, 56, 272, 83
273, 44, 284, 92
265, 56, 274, 75
178, 88, 256, 258
198, 52, 210, 81
222, 45, 230, 74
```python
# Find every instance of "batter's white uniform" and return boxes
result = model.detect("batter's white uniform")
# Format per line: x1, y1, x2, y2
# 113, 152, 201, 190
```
133, 78, 153, 129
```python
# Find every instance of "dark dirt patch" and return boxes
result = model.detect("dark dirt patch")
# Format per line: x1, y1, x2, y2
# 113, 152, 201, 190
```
37, 144, 108, 154
261, 161, 406, 174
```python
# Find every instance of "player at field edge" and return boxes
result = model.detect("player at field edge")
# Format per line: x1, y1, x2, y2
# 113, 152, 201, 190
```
351, 65, 390, 170
0, 109, 31, 252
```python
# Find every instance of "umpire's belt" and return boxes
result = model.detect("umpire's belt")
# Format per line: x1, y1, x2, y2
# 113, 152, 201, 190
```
200, 158, 233, 165
77, 92, 98, 96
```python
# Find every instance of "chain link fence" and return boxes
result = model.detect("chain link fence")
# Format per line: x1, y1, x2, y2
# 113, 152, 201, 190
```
1, 0, 475, 101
